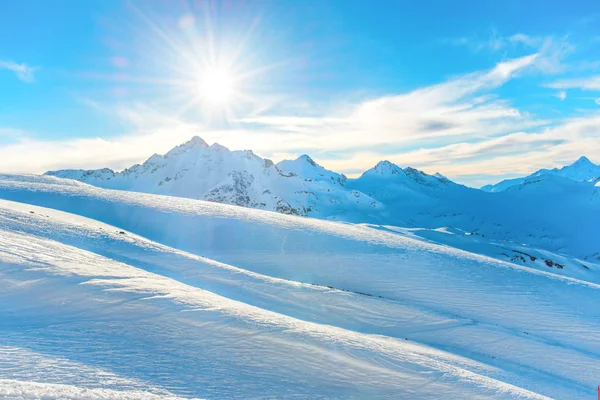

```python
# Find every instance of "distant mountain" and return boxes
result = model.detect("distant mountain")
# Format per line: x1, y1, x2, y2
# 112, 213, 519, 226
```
347, 159, 600, 260
344, 161, 464, 222
482, 156, 600, 192
46, 136, 382, 219
47, 140, 462, 224
276, 154, 347, 185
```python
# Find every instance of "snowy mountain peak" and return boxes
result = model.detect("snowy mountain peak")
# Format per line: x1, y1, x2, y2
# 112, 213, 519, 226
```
144, 153, 164, 165
403, 166, 450, 186
210, 142, 229, 152
187, 135, 209, 148
298, 154, 318, 167
363, 160, 404, 177
276, 154, 346, 185
165, 135, 209, 158
572, 155, 593, 167
545, 155, 600, 182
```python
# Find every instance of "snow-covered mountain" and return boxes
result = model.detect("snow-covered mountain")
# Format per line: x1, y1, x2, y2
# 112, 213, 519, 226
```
47, 136, 381, 219
482, 156, 600, 192
348, 160, 461, 202
345, 160, 600, 260
46, 139, 460, 225
45, 140, 462, 221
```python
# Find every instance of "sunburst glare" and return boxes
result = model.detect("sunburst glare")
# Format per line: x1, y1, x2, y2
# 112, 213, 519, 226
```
198, 67, 236, 106
104, 1, 293, 127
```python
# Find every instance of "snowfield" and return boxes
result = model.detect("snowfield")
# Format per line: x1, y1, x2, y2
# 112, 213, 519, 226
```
1, 175, 599, 399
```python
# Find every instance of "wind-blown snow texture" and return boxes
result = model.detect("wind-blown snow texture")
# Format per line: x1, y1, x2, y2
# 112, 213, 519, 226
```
0, 175, 599, 399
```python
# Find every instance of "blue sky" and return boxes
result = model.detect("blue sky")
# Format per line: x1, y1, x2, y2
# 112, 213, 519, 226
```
1, 0, 600, 186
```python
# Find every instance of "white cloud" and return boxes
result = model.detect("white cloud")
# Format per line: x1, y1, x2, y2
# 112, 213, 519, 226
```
508, 33, 542, 47
555, 91, 567, 100
408, 115, 600, 181
443, 32, 574, 75
240, 54, 543, 154
547, 75, 600, 91
532, 36, 574, 74
445, 29, 514, 52
0, 61, 37, 82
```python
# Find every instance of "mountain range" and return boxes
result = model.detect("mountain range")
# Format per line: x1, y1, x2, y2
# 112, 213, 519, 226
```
481, 155, 600, 192
46, 136, 600, 261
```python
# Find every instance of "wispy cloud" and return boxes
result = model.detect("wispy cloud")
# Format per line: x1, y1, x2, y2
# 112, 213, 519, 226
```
444, 31, 545, 52
555, 91, 567, 100
441, 29, 511, 52
0, 60, 37, 82
400, 115, 600, 183
443, 32, 574, 74
508, 33, 543, 47
546, 75, 600, 91
238, 54, 545, 156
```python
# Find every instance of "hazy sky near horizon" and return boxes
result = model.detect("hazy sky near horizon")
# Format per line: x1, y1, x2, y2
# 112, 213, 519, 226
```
1, 0, 600, 186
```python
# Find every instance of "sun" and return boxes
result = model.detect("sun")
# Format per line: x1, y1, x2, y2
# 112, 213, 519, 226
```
198, 67, 235, 106
120, 3, 289, 122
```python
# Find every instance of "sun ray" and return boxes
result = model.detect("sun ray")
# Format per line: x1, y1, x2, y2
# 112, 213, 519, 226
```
126, 1, 202, 71
101, 0, 293, 128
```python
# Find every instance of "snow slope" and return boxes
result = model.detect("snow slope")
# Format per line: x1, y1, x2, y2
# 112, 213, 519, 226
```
1, 174, 600, 399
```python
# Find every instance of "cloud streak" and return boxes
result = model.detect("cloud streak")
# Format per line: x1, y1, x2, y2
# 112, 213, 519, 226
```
237, 53, 547, 164
0, 60, 37, 82
547, 75, 600, 91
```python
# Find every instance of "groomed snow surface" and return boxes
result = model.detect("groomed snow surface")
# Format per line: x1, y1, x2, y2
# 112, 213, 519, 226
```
1, 175, 599, 399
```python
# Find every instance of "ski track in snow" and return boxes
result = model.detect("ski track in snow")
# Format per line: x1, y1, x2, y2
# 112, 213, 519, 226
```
0, 175, 598, 399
